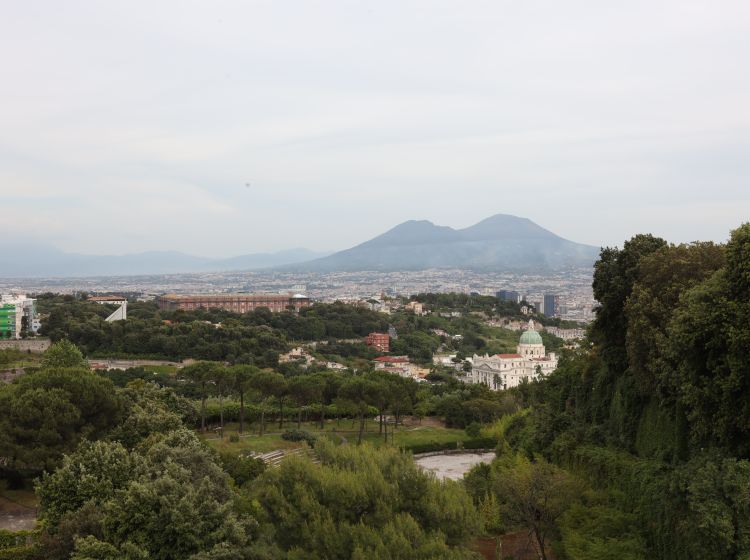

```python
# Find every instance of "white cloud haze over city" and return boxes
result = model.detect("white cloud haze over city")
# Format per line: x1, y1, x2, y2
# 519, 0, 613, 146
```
1, 0, 749, 257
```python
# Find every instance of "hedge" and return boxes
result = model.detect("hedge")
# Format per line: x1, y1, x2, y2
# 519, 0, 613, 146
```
0, 530, 37, 560
0, 545, 37, 560
405, 437, 497, 455
0, 530, 33, 550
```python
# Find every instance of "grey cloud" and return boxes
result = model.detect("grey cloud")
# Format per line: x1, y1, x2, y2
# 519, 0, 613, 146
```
1, 0, 748, 256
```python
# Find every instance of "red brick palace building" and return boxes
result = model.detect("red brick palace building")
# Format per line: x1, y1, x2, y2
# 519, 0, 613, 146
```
155, 293, 311, 313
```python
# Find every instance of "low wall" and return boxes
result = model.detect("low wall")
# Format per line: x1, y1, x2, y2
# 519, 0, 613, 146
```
0, 338, 51, 353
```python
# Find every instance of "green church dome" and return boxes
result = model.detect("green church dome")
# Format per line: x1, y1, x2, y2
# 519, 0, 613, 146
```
520, 329, 543, 345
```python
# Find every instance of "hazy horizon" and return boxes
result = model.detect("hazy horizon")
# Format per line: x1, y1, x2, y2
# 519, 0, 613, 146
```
2, 1, 749, 258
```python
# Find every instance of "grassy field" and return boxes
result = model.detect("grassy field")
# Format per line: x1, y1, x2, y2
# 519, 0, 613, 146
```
0, 482, 37, 511
199, 418, 471, 455
0, 349, 43, 370
481, 326, 520, 355
140, 364, 179, 375
360, 425, 472, 449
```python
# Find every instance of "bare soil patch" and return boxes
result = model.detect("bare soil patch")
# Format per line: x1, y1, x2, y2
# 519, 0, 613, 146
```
415, 452, 495, 480
473, 532, 554, 560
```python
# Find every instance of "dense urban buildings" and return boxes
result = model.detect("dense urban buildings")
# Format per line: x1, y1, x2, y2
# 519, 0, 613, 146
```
545, 326, 586, 340
469, 320, 558, 390
155, 293, 311, 313
1, 268, 597, 323
0, 294, 39, 339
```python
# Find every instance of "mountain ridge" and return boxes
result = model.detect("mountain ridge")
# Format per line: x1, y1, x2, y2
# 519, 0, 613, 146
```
0, 214, 599, 278
284, 214, 599, 272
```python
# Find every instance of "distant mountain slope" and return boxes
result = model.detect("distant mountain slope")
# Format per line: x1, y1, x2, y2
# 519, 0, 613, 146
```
0, 245, 328, 278
286, 214, 599, 272
0, 215, 597, 277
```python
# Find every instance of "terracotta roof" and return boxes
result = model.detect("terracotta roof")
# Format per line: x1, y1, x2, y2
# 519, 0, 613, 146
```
374, 356, 410, 363
157, 293, 306, 301
495, 353, 522, 359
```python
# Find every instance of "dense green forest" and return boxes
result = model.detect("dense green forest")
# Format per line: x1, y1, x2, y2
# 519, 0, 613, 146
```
0, 340, 515, 479
463, 223, 750, 559
0, 340, 493, 559
38, 300, 392, 367
36, 295, 541, 366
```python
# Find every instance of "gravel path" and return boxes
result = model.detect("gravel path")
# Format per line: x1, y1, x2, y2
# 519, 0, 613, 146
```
0, 511, 36, 531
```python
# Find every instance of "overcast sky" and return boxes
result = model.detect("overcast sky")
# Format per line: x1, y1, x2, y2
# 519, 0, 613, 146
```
1, 0, 749, 257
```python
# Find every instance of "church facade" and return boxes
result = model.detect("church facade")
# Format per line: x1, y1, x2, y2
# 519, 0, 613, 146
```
468, 321, 558, 390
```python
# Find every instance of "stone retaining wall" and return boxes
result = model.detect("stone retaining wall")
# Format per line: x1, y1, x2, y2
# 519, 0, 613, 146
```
0, 338, 51, 352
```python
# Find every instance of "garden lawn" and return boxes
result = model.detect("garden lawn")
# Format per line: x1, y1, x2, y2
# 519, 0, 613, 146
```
480, 326, 520, 355
140, 364, 179, 375
199, 420, 472, 455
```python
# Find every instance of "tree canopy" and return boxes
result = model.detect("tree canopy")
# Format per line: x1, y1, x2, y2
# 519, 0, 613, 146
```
491, 222, 750, 560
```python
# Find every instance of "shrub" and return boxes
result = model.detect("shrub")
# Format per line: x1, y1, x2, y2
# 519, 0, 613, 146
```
0, 530, 37, 560
281, 429, 317, 446
0, 529, 33, 550
219, 453, 266, 486
406, 437, 496, 454
0, 545, 38, 560
465, 422, 482, 438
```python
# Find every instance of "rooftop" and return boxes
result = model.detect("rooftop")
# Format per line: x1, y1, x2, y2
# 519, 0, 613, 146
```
519, 320, 543, 345
374, 356, 410, 363
158, 293, 308, 301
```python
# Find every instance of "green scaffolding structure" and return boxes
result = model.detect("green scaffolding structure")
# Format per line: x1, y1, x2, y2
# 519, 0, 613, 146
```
0, 303, 17, 339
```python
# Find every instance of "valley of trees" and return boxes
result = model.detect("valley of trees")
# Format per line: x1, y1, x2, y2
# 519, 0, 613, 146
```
37, 294, 540, 366
39, 300, 392, 367
0, 340, 492, 559
3, 222, 748, 559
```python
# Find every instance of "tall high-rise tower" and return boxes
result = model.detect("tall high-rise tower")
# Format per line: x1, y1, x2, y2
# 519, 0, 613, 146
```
543, 294, 560, 317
